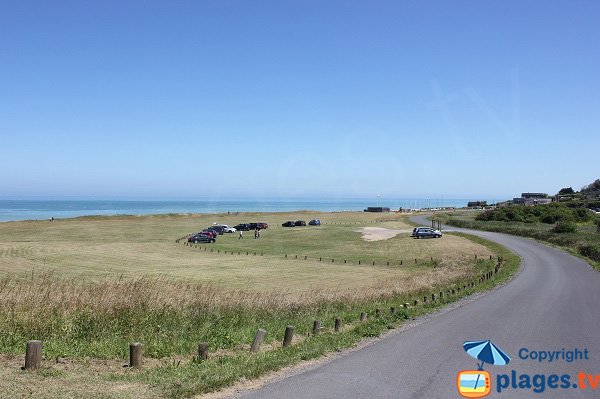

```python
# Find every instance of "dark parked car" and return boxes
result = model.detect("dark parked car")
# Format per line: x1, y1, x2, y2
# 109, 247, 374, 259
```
295, 220, 306, 226
201, 230, 217, 238
207, 225, 226, 235
188, 233, 216, 243
308, 219, 321, 226
411, 227, 442, 239
257, 222, 268, 229
234, 223, 252, 231
282, 221, 295, 227
248, 223, 258, 230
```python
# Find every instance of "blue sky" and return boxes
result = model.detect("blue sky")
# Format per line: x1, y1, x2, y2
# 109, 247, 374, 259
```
1, 1, 598, 200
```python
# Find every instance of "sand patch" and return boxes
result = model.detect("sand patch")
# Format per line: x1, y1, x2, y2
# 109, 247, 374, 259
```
357, 227, 412, 241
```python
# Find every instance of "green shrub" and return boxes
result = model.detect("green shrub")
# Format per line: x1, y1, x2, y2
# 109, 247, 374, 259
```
551, 221, 576, 233
579, 244, 600, 262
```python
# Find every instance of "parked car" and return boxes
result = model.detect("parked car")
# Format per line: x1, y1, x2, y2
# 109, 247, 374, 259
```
308, 219, 321, 226
257, 222, 268, 229
248, 223, 259, 230
295, 220, 306, 226
207, 225, 226, 235
282, 221, 295, 227
411, 227, 442, 238
215, 224, 236, 233
200, 230, 217, 238
188, 233, 216, 243
234, 223, 252, 231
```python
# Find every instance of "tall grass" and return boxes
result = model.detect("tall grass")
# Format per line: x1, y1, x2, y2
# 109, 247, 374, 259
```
0, 259, 485, 360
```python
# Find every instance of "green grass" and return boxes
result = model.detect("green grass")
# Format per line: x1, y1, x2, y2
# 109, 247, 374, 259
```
433, 211, 600, 270
0, 212, 520, 398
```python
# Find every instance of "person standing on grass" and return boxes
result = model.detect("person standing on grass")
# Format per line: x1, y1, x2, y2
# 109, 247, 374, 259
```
257, 229, 261, 239
254, 228, 258, 239
239, 230, 243, 239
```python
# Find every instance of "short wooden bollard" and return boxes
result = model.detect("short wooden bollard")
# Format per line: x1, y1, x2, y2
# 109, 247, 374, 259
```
24, 340, 42, 370
295, 255, 297, 259
375, 308, 381, 317
414, 299, 419, 306
400, 260, 403, 265
332, 259, 334, 263
390, 306, 396, 315
360, 312, 367, 322
423, 296, 427, 304
386, 261, 389, 266
431, 293, 436, 301
319, 257, 321, 261
313, 320, 321, 335
198, 342, 209, 360
415, 259, 417, 264
451, 289, 455, 295
129, 342, 143, 368
344, 260, 346, 263
304, 256, 307, 260
403, 303, 409, 308
358, 260, 361, 265
250, 328, 266, 353
282, 326, 294, 347
440, 291, 444, 299
334, 317, 342, 332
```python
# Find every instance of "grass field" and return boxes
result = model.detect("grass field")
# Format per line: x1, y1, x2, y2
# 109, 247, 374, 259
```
0, 211, 492, 295
0, 211, 508, 399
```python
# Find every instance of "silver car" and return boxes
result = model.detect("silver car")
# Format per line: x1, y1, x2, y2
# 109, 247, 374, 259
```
411, 227, 442, 238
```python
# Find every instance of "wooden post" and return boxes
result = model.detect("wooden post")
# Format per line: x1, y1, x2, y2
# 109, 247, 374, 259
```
413, 299, 419, 306
372, 261, 375, 265
24, 340, 42, 370
198, 342, 209, 360
403, 303, 409, 308
358, 260, 361, 265
334, 317, 342, 332
360, 312, 367, 322
390, 306, 397, 315
400, 260, 403, 265
282, 326, 294, 347
250, 328, 266, 353
375, 308, 381, 317
313, 320, 321, 335
129, 342, 143, 368
431, 293, 436, 302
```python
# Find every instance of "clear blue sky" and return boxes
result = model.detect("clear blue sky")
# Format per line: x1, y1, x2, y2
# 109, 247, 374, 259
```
1, 1, 598, 200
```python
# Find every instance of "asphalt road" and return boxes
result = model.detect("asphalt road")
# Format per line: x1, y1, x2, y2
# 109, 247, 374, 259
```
235, 216, 600, 398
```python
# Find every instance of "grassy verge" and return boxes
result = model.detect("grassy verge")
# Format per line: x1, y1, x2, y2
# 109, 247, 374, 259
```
433, 212, 600, 270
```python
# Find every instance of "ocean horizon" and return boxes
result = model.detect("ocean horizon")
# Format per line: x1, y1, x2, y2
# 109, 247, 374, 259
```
0, 199, 506, 222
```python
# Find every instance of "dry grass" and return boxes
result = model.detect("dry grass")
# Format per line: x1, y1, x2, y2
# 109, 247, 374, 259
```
0, 212, 491, 294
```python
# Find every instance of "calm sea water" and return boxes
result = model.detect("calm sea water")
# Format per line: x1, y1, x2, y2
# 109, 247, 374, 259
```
0, 199, 504, 222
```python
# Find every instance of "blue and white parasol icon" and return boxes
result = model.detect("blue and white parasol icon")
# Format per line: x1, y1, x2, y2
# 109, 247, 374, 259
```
463, 340, 511, 370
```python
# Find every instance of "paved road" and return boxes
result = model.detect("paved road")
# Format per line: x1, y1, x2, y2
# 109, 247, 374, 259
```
236, 216, 600, 398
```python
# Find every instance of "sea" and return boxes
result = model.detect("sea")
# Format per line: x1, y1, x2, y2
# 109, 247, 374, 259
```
0, 199, 505, 222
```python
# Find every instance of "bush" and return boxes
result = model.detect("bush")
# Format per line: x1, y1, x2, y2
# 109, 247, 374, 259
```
552, 221, 577, 233
579, 244, 600, 262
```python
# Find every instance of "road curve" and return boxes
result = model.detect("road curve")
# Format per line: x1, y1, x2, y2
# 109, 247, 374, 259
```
235, 216, 600, 398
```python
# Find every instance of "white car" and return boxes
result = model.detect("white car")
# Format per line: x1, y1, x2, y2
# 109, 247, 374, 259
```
215, 224, 236, 233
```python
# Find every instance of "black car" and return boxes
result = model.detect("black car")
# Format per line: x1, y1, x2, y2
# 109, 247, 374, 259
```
248, 223, 259, 230
308, 219, 321, 226
188, 233, 216, 243
207, 225, 226, 235
234, 223, 252, 231
295, 220, 306, 226
282, 221, 295, 227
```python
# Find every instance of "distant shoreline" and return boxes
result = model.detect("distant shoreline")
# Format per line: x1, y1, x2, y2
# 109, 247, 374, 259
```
0, 199, 505, 223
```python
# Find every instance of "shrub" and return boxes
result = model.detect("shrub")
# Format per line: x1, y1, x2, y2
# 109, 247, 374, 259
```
552, 221, 577, 233
579, 244, 600, 262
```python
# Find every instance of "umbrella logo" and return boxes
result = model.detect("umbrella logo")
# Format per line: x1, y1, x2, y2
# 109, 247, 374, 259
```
457, 340, 511, 398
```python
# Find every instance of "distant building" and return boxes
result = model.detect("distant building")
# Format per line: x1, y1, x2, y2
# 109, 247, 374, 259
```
364, 207, 390, 213
512, 193, 552, 205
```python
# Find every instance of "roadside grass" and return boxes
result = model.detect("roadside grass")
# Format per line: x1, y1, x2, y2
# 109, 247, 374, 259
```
432, 211, 600, 270
0, 212, 519, 398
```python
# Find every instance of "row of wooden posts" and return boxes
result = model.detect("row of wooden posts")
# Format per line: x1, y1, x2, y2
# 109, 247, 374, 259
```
177, 235, 496, 267
21, 258, 503, 371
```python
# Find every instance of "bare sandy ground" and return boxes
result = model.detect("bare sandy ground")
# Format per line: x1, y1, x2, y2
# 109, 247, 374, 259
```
357, 227, 412, 241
